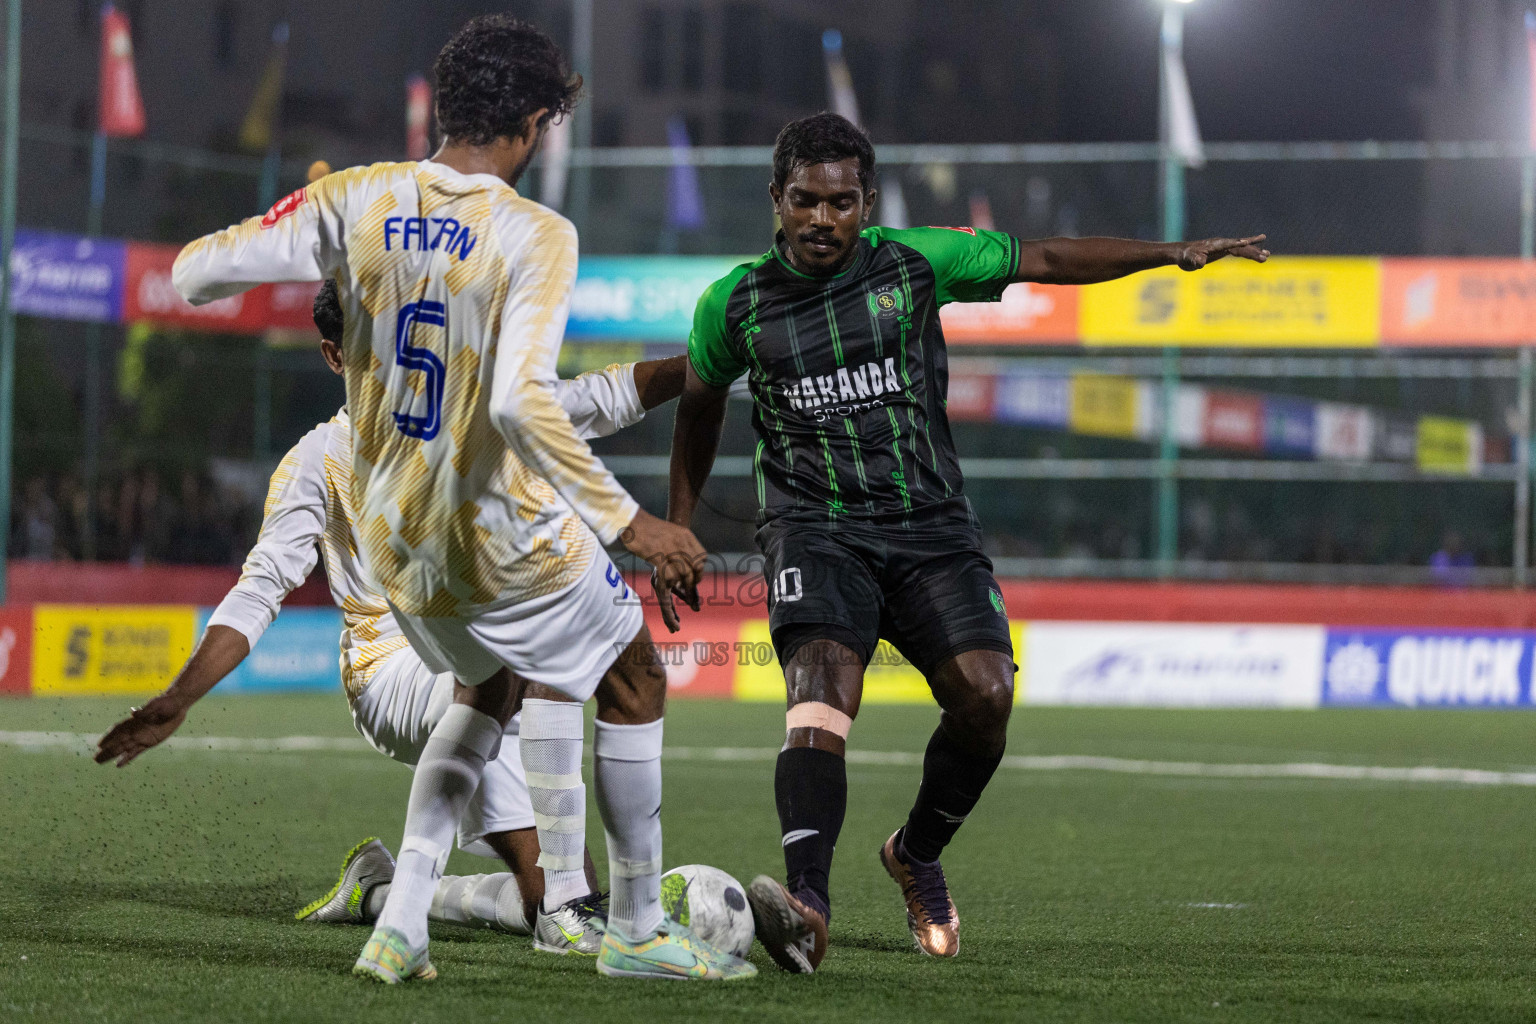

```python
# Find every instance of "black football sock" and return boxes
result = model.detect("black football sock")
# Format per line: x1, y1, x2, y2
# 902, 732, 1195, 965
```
899, 722, 1004, 864
774, 745, 846, 922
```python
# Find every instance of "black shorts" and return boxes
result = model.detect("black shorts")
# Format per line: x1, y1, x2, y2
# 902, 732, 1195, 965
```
756, 497, 1015, 679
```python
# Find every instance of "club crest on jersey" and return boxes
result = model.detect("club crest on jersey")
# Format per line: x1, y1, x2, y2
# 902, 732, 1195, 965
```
261, 187, 308, 229
868, 287, 905, 320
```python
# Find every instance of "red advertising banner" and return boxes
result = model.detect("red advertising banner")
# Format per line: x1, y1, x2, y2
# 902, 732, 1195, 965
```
1380, 259, 1536, 347
122, 242, 274, 333
406, 74, 433, 161
1202, 390, 1264, 451
945, 373, 995, 421
941, 282, 1079, 345
266, 280, 324, 332
0, 606, 33, 695
99, 5, 146, 138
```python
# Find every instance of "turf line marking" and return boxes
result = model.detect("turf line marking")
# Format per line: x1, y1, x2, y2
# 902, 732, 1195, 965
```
6, 731, 1536, 787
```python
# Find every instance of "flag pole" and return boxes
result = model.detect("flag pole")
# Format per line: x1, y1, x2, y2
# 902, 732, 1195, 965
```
0, 0, 21, 601
82, 127, 107, 560
1155, 1, 1185, 580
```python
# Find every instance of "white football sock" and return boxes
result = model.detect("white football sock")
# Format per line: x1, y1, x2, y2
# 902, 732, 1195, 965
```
374, 703, 501, 950
367, 874, 530, 935
594, 717, 664, 939
519, 698, 590, 910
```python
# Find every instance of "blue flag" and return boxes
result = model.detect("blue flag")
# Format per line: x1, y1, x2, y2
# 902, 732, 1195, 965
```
666, 115, 706, 232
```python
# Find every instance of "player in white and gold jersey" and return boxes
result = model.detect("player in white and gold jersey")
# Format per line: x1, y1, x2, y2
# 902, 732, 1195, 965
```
168, 16, 747, 982
96, 278, 686, 950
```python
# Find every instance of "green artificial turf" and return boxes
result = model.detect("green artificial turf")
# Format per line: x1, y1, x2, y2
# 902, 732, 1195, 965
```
1, 696, 1534, 1022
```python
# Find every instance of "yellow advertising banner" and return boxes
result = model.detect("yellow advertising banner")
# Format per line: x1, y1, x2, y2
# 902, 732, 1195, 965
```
1069, 374, 1143, 439
1416, 416, 1480, 475
1078, 257, 1381, 347
733, 620, 1027, 705
32, 604, 197, 696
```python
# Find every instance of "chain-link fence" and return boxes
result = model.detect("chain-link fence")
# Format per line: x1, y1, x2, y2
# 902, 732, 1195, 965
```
14, 127, 1536, 582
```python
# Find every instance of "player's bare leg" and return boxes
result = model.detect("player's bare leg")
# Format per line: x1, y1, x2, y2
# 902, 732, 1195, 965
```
748, 638, 863, 973
355, 669, 519, 983
880, 649, 1013, 957
592, 625, 755, 979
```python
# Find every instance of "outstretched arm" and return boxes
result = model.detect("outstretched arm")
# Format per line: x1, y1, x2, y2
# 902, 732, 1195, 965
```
555, 355, 688, 440
96, 425, 330, 766
172, 175, 348, 304
632, 354, 688, 410
657, 363, 730, 632
94, 626, 250, 767
1014, 234, 1269, 286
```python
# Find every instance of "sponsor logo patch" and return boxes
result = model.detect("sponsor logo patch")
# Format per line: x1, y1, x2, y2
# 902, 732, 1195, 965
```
261, 187, 309, 229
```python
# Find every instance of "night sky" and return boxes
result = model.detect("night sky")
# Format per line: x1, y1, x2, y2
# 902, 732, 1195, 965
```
1048, 0, 1438, 142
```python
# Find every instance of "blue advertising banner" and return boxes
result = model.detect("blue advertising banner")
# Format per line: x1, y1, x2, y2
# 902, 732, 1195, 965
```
1262, 396, 1316, 458
995, 372, 1071, 428
566, 255, 743, 340
1322, 628, 1535, 708
197, 607, 343, 694
10, 228, 126, 323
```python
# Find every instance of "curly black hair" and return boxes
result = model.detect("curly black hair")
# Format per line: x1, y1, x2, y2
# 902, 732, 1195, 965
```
433, 15, 581, 147
312, 278, 342, 343
772, 112, 876, 192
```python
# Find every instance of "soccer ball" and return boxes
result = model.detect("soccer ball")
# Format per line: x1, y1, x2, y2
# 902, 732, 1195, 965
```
659, 864, 755, 958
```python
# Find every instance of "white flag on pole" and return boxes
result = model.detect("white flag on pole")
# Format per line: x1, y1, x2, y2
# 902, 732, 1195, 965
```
1161, 37, 1205, 168
540, 114, 572, 210
823, 29, 907, 226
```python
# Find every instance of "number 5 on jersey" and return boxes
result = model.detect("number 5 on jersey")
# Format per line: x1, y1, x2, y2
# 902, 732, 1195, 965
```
392, 300, 447, 440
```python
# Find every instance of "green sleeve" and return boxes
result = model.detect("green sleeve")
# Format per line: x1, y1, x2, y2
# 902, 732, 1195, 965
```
870, 226, 1021, 305
687, 265, 752, 388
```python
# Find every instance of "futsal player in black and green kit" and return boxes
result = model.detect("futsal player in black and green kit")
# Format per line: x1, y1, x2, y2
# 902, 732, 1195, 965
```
656, 112, 1269, 973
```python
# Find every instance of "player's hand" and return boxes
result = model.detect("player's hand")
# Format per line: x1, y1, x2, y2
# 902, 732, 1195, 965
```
622, 509, 704, 633
1173, 234, 1269, 271
94, 695, 189, 767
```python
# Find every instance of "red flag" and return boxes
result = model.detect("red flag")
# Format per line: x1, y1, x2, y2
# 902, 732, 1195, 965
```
99, 4, 146, 138
406, 74, 432, 160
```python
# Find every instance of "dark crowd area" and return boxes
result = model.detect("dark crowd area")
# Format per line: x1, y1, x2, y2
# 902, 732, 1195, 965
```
9, 470, 258, 565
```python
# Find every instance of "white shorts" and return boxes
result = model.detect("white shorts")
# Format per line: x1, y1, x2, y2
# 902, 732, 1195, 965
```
391, 546, 643, 701
349, 647, 532, 856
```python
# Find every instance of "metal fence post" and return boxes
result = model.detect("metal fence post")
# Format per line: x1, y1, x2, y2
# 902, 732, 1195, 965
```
0, 0, 21, 599
1517, 348, 1531, 588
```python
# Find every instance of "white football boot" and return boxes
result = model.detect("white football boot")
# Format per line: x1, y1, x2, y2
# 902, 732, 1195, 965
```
296, 838, 395, 924
532, 890, 609, 955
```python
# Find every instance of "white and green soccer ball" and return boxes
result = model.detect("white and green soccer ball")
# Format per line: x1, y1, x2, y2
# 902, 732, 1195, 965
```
659, 864, 755, 958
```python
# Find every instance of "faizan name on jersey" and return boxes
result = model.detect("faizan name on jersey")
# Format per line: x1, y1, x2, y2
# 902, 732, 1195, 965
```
383, 215, 479, 259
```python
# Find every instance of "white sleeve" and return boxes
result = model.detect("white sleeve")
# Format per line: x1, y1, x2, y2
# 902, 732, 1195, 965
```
488, 214, 639, 545
556, 362, 646, 440
172, 174, 347, 305
206, 426, 329, 647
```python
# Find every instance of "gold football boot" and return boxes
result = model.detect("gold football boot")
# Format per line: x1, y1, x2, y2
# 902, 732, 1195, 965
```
879, 830, 959, 957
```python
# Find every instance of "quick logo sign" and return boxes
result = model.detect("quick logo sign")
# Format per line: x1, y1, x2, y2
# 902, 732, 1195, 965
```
1323, 629, 1531, 708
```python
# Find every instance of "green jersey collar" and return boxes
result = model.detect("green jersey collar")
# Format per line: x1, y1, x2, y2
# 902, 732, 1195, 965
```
771, 230, 870, 281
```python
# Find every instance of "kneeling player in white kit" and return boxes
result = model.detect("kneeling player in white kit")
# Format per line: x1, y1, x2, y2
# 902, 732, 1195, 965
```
164, 15, 750, 982
96, 281, 685, 954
